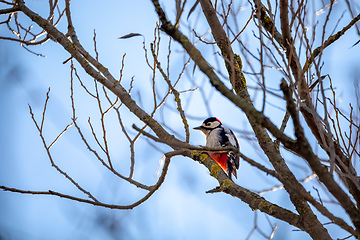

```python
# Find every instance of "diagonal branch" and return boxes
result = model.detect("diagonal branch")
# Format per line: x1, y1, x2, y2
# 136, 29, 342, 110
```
255, 0, 360, 218
186, 151, 306, 232
0, 150, 180, 210
0, 6, 20, 14
150, 43, 190, 142
280, 80, 360, 235
197, 1, 333, 239
303, 12, 360, 73
133, 124, 358, 236
15, 0, 184, 151
29, 104, 99, 203
150, 0, 332, 238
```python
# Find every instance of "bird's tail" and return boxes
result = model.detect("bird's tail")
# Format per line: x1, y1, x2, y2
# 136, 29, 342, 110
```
227, 161, 237, 180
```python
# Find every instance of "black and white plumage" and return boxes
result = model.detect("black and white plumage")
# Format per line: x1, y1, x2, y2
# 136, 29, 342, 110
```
194, 117, 240, 180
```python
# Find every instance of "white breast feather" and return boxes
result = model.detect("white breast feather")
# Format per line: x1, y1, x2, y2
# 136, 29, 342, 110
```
205, 128, 222, 148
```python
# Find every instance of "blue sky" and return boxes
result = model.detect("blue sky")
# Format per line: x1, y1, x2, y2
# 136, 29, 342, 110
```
1, 0, 359, 239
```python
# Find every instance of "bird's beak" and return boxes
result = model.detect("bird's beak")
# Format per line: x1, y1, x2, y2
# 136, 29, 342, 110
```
193, 126, 205, 130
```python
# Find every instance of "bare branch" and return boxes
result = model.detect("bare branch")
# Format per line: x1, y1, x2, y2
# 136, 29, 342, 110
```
303, 12, 360, 73
280, 79, 360, 232
150, 43, 190, 142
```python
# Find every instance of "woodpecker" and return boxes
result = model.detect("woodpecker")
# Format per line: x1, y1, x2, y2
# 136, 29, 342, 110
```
194, 117, 240, 180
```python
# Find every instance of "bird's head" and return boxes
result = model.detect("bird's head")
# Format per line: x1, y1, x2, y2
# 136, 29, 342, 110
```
193, 117, 222, 136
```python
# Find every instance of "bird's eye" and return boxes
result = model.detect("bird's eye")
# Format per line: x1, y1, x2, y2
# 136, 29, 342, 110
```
205, 122, 210, 126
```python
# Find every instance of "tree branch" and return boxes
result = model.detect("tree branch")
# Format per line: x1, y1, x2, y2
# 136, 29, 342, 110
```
256, 1, 360, 224
280, 79, 360, 235
303, 12, 360, 73
0, 150, 180, 210
15, 0, 185, 152
150, 0, 334, 238
186, 151, 306, 232
0, 6, 20, 15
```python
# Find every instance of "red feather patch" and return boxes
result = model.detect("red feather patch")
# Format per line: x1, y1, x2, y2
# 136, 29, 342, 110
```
208, 153, 228, 172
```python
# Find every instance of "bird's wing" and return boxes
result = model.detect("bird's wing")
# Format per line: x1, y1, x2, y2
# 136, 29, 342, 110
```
224, 127, 239, 149
224, 127, 240, 169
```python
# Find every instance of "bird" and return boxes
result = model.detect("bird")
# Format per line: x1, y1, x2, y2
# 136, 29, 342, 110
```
193, 117, 240, 180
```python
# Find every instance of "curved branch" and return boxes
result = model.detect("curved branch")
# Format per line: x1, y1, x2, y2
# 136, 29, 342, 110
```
150, 43, 190, 142
255, 1, 360, 229
281, 80, 360, 235
150, 2, 338, 238
0, 6, 20, 15
303, 12, 360, 73
229, 150, 356, 236
131, 124, 358, 236
187, 150, 305, 232
0, 150, 179, 210
29, 104, 99, 203
184, 1, 333, 238
15, 0, 185, 152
